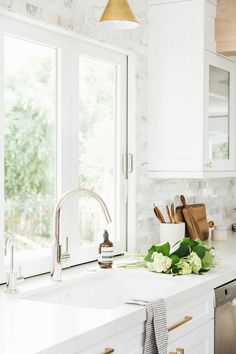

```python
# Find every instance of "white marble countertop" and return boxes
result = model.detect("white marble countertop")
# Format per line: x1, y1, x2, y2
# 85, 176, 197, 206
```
1, 235, 236, 354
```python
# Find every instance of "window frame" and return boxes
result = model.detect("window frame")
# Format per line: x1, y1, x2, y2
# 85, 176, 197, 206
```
0, 11, 136, 283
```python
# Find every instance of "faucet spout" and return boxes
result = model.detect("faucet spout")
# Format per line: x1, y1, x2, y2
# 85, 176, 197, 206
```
51, 188, 112, 282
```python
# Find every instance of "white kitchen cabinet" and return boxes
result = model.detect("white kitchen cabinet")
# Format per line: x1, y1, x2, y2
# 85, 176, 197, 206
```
78, 323, 145, 354
79, 291, 214, 354
148, 0, 236, 178
205, 51, 236, 172
168, 319, 214, 354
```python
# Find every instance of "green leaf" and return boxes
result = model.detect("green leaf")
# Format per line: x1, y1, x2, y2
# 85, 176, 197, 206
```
171, 237, 198, 258
170, 254, 180, 265
144, 245, 158, 262
144, 242, 170, 262
172, 246, 188, 258
199, 268, 210, 274
181, 237, 199, 248
157, 242, 170, 256
192, 245, 206, 259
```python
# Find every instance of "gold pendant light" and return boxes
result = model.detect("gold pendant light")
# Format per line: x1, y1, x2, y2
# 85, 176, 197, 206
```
98, 0, 139, 30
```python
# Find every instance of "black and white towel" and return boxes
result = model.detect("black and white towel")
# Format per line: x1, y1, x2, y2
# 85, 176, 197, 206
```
127, 298, 168, 354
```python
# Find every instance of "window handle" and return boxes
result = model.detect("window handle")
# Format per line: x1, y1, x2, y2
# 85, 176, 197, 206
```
127, 153, 133, 174
122, 153, 133, 176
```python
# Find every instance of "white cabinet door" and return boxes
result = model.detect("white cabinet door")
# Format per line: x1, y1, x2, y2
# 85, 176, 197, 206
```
78, 323, 145, 354
148, 0, 236, 178
204, 51, 236, 172
168, 320, 214, 354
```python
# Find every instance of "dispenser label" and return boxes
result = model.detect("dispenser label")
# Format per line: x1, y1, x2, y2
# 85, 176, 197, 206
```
100, 247, 114, 263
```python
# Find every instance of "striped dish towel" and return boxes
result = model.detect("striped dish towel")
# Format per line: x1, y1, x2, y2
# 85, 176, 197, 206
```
127, 298, 168, 354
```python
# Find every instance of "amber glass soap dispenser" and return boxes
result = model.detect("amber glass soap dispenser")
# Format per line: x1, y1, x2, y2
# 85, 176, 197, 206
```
98, 230, 113, 269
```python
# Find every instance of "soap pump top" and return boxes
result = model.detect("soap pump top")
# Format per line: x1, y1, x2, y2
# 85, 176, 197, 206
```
103, 230, 109, 242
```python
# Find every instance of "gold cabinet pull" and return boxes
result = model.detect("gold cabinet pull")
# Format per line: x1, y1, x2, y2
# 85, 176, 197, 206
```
176, 348, 185, 354
104, 348, 114, 354
168, 316, 193, 332
169, 352, 177, 354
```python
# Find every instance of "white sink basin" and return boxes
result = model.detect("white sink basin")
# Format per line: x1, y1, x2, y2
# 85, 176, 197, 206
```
22, 269, 178, 309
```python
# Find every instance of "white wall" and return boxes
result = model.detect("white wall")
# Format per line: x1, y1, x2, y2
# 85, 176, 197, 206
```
1, 0, 236, 251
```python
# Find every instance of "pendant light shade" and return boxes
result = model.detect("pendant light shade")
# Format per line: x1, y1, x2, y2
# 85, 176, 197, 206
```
98, 0, 139, 30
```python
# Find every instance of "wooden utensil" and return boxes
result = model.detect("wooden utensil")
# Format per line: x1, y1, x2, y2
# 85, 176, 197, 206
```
153, 204, 166, 223
189, 206, 201, 237
180, 195, 187, 207
182, 207, 197, 239
174, 210, 179, 224
166, 205, 173, 223
171, 203, 179, 224
182, 206, 201, 239
170, 203, 175, 223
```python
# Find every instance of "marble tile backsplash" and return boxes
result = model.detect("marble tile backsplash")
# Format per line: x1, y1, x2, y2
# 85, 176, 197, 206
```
136, 175, 236, 251
1, 0, 236, 252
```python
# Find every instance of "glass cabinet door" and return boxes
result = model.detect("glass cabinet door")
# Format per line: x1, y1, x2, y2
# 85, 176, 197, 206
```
206, 53, 235, 171
208, 65, 229, 161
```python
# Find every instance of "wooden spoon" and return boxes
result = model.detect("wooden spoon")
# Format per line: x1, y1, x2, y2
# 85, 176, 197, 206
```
171, 203, 176, 223
153, 204, 166, 223
166, 205, 173, 223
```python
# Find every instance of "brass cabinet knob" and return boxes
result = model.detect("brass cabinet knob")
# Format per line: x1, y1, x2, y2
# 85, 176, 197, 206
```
104, 348, 114, 354
176, 348, 185, 354
206, 161, 212, 168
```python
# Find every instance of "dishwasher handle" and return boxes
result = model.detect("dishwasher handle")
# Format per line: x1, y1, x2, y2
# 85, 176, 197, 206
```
215, 280, 236, 307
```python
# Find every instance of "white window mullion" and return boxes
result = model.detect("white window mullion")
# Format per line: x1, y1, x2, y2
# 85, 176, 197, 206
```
0, 29, 5, 282
60, 40, 80, 268
117, 55, 128, 254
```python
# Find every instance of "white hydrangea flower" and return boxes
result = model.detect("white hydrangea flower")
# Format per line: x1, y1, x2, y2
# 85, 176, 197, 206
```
178, 260, 192, 275
188, 251, 202, 274
149, 252, 172, 273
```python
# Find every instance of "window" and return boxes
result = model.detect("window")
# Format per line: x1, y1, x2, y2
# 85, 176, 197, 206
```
0, 15, 129, 281
4, 35, 56, 252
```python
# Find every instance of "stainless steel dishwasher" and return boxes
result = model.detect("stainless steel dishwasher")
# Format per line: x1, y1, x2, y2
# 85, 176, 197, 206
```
215, 279, 236, 354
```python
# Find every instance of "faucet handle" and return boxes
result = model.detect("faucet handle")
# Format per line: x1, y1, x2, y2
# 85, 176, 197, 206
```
17, 266, 24, 283
5, 270, 19, 294
61, 237, 70, 261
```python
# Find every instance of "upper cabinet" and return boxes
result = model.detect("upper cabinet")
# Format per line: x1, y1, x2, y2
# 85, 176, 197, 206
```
148, 0, 236, 178
216, 0, 236, 56
205, 51, 235, 172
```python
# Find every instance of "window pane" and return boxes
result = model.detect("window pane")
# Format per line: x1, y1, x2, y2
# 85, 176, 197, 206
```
78, 56, 117, 246
4, 36, 56, 251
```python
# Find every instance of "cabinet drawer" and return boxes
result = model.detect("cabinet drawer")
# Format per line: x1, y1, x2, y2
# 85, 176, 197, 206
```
79, 323, 145, 354
168, 319, 214, 354
167, 291, 214, 343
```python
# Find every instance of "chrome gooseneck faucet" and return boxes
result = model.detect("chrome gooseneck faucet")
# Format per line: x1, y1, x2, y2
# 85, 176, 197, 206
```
51, 188, 112, 282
